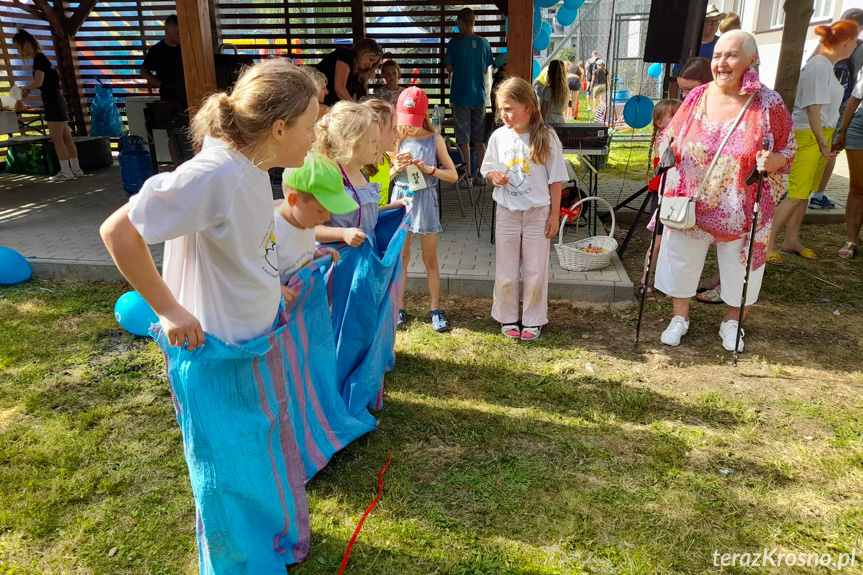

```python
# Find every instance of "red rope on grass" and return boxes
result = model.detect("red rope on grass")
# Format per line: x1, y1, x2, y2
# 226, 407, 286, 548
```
338, 452, 393, 574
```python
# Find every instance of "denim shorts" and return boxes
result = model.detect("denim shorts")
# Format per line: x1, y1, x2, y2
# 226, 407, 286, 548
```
453, 105, 486, 145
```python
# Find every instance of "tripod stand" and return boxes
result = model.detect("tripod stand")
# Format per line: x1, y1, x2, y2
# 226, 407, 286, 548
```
606, 184, 652, 258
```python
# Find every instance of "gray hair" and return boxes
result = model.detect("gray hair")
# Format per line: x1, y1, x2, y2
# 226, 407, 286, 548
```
717, 30, 758, 58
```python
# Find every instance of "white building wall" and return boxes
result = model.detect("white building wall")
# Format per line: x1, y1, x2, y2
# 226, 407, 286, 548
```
733, 0, 863, 89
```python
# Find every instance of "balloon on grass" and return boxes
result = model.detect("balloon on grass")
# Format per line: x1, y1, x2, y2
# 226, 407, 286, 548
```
114, 291, 159, 337
0, 247, 31, 285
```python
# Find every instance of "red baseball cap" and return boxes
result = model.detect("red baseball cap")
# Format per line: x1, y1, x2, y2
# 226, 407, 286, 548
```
396, 87, 429, 127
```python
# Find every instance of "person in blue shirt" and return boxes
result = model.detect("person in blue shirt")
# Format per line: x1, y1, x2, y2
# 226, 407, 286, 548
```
445, 7, 493, 185
669, 4, 725, 99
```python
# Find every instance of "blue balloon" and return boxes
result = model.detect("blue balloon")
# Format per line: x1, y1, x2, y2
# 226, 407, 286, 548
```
648, 62, 663, 78
114, 291, 159, 337
535, 0, 558, 8
534, 29, 551, 51
533, 10, 542, 34
623, 95, 655, 129
505, 17, 508, 35
541, 21, 553, 36
557, 6, 577, 26
563, 0, 585, 8
0, 247, 32, 285
455, 25, 460, 33
533, 59, 541, 80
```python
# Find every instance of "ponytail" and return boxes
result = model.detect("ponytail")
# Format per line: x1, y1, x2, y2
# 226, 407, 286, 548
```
815, 20, 860, 50
190, 59, 317, 154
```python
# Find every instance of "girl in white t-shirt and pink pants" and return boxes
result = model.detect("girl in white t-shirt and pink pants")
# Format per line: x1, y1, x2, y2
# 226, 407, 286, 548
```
481, 78, 568, 341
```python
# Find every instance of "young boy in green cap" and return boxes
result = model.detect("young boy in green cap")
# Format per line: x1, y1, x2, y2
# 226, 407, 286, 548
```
275, 155, 359, 297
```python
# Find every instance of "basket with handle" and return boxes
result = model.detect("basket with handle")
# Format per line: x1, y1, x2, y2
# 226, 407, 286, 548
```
554, 196, 617, 272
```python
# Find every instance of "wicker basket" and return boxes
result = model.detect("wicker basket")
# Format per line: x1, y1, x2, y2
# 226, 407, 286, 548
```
554, 196, 618, 272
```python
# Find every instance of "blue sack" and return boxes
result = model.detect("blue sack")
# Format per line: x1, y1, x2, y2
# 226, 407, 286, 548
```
153, 262, 376, 574
326, 207, 409, 423
89, 82, 123, 137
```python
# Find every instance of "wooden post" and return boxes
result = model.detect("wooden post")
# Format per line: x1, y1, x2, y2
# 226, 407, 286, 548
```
351, 0, 366, 44
176, 0, 217, 113
774, 0, 814, 111
29, 0, 90, 135
506, 0, 534, 81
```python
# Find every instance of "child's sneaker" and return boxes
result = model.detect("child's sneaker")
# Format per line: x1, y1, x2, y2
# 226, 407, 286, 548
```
501, 323, 521, 339
51, 170, 74, 182
430, 309, 449, 333
397, 309, 406, 330
520, 326, 541, 341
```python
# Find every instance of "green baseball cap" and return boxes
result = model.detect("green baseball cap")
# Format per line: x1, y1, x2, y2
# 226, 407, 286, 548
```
283, 155, 359, 215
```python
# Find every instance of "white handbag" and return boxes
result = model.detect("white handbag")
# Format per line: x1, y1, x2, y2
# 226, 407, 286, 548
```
659, 92, 755, 230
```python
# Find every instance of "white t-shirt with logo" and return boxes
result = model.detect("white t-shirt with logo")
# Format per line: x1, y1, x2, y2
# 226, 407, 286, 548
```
273, 209, 316, 285
792, 54, 844, 131
128, 136, 280, 345
480, 126, 569, 211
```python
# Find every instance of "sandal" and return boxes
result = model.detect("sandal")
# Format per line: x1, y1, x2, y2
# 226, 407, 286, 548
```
638, 284, 658, 302
838, 241, 858, 260
696, 286, 723, 304
781, 247, 820, 260
697, 277, 720, 293
766, 252, 785, 266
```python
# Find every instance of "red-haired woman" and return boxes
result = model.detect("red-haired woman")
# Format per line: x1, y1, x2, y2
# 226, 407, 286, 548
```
767, 20, 860, 265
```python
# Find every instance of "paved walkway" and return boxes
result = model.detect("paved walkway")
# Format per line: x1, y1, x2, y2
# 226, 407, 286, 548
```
2, 153, 850, 300
0, 166, 632, 302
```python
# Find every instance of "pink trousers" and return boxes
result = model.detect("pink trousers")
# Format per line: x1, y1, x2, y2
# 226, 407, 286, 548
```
492, 204, 551, 327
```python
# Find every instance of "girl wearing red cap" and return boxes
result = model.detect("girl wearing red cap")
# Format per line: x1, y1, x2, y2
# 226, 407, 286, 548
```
391, 87, 459, 333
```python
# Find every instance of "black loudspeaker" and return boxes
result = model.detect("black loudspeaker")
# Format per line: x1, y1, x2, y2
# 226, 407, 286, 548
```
643, 0, 709, 63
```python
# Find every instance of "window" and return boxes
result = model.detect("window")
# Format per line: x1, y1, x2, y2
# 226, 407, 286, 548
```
721, 0, 744, 14
770, 0, 785, 29
771, 0, 834, 29
812, 0, 834, 21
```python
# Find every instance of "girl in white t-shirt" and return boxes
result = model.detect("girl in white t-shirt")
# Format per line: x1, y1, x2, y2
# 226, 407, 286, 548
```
481, 77, 568, 341
100, 60, 321, 347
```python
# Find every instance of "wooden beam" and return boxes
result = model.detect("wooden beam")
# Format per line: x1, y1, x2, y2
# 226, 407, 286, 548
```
351, 0, 365, 44
29, 0, 65, 37
506, 0, 533, 81
10, 0, 44, 21
177, 0, 217, 112
52, 0, 87, 135
774, 0, 814, 111
66, 0, 99, 37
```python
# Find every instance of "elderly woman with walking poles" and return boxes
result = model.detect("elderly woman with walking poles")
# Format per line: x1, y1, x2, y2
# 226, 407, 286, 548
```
652, 31, 796, 353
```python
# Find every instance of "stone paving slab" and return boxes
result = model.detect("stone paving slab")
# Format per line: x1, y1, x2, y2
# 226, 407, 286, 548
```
12, 152, 851, 303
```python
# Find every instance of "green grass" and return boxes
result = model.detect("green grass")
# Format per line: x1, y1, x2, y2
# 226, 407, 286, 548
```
1, 245, 862, 574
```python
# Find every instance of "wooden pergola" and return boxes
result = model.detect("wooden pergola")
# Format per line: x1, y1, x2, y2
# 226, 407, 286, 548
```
1, 0, 536, 133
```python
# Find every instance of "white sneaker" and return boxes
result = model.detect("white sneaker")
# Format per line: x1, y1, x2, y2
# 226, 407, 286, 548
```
660, 316, 689, 346
71, 168, 84, 178
50, 171, 74, 182
719, 320, 744, 352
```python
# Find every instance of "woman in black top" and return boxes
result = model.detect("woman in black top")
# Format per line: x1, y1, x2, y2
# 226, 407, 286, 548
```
316, 39, 383, 106
13, 30, 81, 182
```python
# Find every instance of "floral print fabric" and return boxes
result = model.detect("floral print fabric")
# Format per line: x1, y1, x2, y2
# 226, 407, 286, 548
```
657, 83, 796, 270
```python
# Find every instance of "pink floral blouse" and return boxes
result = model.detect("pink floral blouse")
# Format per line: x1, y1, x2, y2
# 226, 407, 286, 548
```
657, 83, 797, 269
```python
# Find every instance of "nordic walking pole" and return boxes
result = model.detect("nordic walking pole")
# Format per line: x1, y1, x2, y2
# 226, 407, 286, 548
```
733, 138, 769, 367
635, 138, 676, 347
